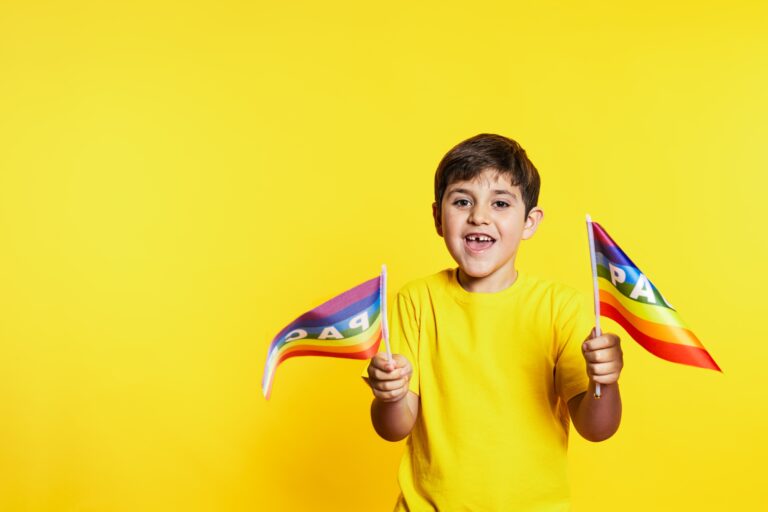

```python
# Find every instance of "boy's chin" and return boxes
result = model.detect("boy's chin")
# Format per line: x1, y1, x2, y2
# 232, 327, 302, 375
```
458, 259, 516, 279
457, 265, 495, 279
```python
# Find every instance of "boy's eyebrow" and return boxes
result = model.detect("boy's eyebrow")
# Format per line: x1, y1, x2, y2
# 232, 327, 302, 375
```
447, 187, 518, 198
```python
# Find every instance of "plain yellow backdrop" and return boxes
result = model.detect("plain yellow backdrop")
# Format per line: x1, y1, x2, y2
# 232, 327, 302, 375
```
1, 1, 766, 510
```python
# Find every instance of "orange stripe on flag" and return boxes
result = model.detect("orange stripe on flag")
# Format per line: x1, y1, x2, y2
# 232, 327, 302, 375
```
601, 302, 721, 371
274, 326, 382, 361
599, 291, 701, 348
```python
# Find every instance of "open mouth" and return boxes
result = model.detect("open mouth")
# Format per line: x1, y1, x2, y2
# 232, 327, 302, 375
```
464, 234, 496, 252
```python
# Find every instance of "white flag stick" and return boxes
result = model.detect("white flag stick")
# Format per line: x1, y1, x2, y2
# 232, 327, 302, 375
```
380, 264, 393, 364
585, 214, 602, 399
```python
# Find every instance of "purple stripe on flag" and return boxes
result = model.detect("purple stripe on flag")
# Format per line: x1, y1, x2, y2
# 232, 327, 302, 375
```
268, 296, 380, 352
592, 222, 639, 269
310, 276, 380, 316
268, 276, 380, 349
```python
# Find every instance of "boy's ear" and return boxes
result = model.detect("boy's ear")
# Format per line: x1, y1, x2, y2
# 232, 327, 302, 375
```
521, 206, 544, 240
432, 202, 443, 237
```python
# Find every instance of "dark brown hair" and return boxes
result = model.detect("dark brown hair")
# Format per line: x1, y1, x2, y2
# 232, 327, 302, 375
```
434, 133, 540, 216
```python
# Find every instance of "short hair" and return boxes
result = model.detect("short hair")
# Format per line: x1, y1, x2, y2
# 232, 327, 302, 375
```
434, 133, 541, 217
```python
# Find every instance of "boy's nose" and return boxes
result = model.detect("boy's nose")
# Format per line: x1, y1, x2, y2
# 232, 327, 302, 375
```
468, 205, 491, 225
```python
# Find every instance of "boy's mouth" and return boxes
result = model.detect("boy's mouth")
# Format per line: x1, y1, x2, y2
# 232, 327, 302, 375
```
464, 233, 496, 252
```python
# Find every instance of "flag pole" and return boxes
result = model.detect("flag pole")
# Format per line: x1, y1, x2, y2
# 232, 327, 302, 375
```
585, 214, 602, 399
381, 264, 393, 364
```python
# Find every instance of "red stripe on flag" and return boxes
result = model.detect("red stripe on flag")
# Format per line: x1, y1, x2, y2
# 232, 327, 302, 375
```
263, 342, 381, 400
275, 340, 381, 367
601, 302, 721, 372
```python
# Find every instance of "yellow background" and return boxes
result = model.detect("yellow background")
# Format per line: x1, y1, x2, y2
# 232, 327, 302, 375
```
1, 1, 766, 510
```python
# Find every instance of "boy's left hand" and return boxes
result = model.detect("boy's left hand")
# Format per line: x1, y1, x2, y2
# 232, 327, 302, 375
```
582, 328, 623, 385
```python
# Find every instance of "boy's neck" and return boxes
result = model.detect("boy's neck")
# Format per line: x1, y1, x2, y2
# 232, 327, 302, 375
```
456, 266, 519, 294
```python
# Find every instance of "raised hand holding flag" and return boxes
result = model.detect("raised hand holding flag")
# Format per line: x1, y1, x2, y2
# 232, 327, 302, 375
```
585, 216, 721, 394
262, 265, 392, 399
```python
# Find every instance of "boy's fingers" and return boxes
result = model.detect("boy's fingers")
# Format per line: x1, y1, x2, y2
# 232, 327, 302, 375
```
392, 354, 411, 370
588, 361, 622, 376
583, 334, 620, 352
372, 353, 396, 371
369, 366, 410, 381
371, 361, 396, 374
583, 347, 623, 364
372, 378, 408, 392
367, 354, 410, 385
583, 348, 603, 363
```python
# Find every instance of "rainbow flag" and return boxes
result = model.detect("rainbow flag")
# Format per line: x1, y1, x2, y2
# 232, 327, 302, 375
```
262, 269, 387, 399
588, 220, 721, 372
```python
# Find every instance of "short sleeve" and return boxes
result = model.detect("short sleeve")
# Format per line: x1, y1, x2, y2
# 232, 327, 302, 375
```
360, 290, 421, 396
553, 290, 594, 403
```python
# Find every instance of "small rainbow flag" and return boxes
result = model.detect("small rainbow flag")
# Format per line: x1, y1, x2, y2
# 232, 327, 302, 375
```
587, 219, 721, 372
262, 267, 388, 399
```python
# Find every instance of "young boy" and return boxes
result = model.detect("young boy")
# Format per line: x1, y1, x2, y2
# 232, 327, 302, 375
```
362, 134, 623, 511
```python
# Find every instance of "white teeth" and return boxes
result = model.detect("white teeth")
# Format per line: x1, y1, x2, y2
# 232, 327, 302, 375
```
467, 235, 494, 242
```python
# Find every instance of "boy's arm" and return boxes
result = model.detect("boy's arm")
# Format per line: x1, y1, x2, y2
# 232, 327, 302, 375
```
568, 381, 622, 442
365, 353, 419, 442
567, 330, 623, 442
371, 391, 419, 442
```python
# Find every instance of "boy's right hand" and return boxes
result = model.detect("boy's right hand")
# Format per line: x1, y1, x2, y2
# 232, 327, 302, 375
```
365, 353, 412, 403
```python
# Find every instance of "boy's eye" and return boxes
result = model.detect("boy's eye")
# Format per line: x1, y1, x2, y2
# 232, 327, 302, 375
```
453, 199, 471, 207
493, 201, 510, 208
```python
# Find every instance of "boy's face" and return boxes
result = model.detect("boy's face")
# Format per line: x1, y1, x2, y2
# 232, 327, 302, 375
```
432, 168, 543, 292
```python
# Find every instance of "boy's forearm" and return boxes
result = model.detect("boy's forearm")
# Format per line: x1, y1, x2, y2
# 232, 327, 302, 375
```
569, 381, 622, 442
370, 396, 416, 442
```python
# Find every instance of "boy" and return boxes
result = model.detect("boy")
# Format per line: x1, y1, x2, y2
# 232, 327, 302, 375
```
362, 134, 623, 511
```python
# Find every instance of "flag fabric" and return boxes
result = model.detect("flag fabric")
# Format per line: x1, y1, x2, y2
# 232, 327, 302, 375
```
589, 221, 721, 372
262, 272, 385, 399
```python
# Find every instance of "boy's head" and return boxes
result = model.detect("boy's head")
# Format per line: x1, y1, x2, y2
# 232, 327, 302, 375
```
433, 133, 540, 219
432, 134, 544, 291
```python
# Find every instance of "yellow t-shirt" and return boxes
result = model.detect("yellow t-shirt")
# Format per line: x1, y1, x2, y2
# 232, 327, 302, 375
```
362, 268, 594, 511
